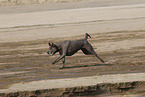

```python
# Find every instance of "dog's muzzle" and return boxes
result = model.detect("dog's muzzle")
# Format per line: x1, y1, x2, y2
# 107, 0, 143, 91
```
47, 51, 53, 56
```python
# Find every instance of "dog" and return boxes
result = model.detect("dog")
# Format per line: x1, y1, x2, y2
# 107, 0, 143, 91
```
47, 33, 104, 68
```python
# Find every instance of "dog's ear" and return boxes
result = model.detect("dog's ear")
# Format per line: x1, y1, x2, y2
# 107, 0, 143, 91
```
48, 42, 52, 46
48, 42, 56, 47
52, 43, 56, 47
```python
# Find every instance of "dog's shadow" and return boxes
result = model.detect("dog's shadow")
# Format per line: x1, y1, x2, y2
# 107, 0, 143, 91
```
60, 64, 113, 69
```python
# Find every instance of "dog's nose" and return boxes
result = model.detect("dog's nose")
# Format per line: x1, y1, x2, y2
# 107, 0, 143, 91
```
47, 52, 53, 56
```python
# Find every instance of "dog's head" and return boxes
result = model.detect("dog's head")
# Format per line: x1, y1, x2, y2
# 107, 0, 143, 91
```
47, 42, 59, 56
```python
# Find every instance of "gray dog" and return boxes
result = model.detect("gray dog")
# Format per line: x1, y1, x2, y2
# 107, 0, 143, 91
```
47, 33, 104, 68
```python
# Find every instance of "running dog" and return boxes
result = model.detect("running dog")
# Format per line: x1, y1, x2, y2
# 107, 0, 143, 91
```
47, 33, 104, 68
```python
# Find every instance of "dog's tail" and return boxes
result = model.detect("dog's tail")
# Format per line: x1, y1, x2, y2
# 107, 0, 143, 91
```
85, 33, 91, 40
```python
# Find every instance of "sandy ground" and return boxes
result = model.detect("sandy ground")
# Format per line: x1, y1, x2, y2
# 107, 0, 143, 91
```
1, 73, 145, 93
0, 0, 145, 96
1, 4, 145, 42
1, 0, 145, 14
1, 0, 145, 7
0, 0, 96, 6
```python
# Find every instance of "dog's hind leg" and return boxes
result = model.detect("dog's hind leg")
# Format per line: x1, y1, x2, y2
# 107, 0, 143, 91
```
81, 48, 92, 55
92, 51, 104, 63
83, 44, 104, 63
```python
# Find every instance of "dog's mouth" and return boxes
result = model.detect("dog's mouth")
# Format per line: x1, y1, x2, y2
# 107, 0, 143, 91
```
48, 52, 54, 56
49, 53, 53, 56
47, 52, 53, 56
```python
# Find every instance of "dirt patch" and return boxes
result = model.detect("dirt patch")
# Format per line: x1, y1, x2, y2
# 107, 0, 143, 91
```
0, 31, 145, 90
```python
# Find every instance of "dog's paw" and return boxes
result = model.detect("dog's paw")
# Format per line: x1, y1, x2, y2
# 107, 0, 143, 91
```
52, 62, 55, 64
59, 67, 64, 69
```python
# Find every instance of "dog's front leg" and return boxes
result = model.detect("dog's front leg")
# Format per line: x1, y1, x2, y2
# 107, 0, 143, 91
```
52, 41, 70, 65
52, 55, 65, 64
62, 57, 65, 67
